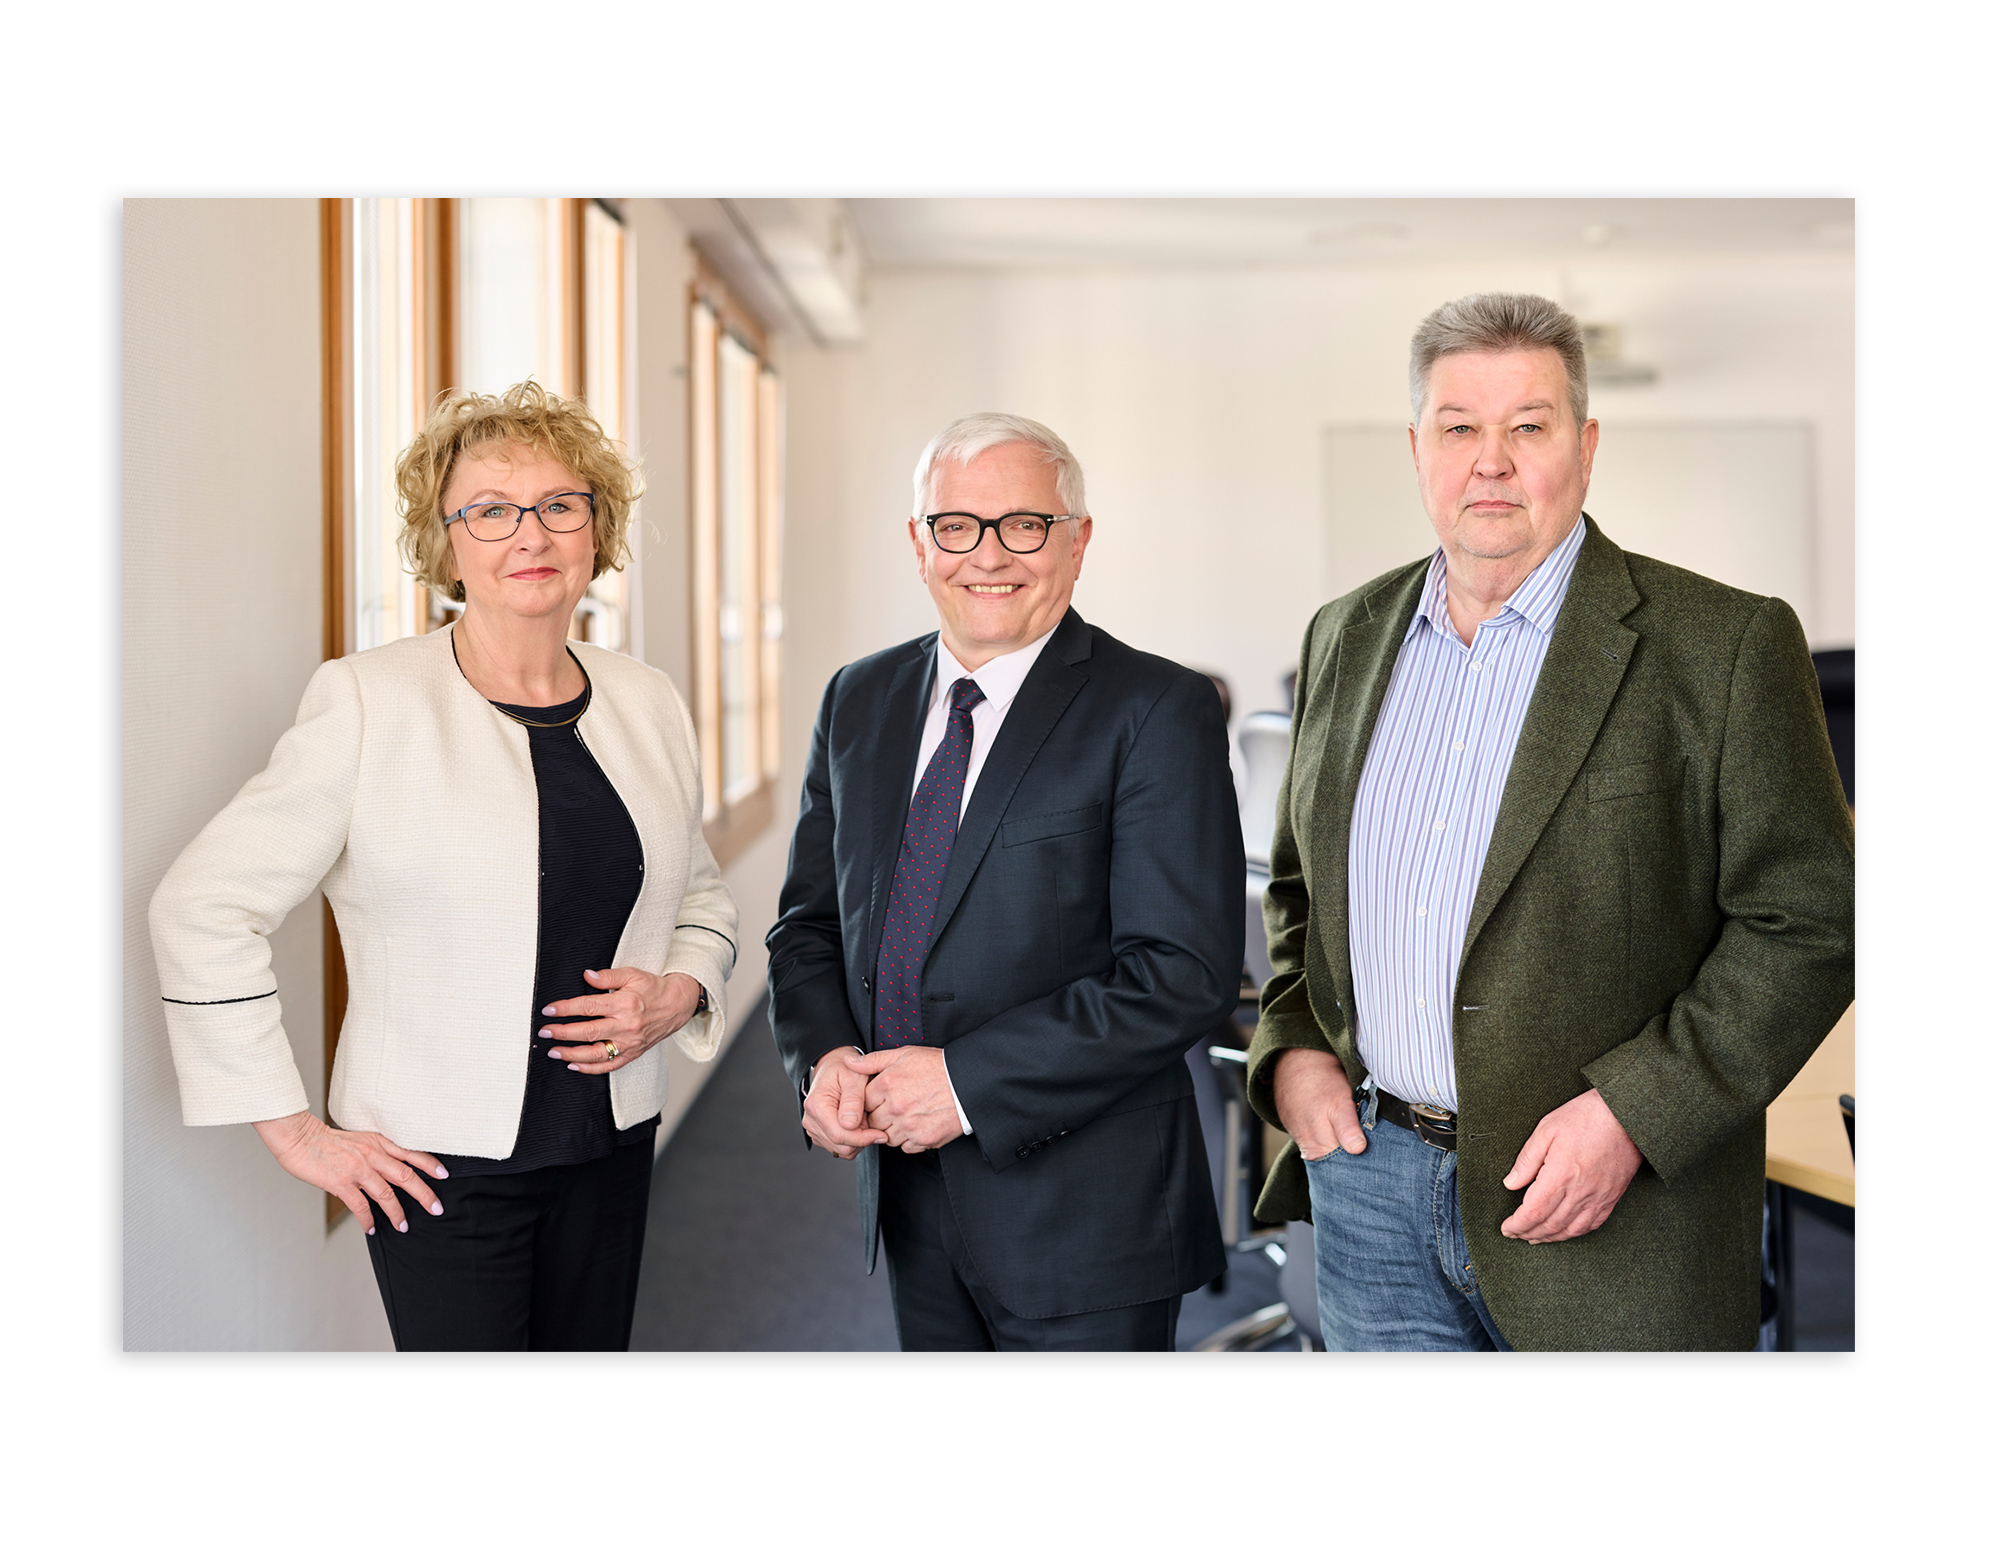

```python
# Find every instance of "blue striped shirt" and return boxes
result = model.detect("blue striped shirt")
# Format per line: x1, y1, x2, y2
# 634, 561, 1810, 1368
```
1347, 516, 1587, 1112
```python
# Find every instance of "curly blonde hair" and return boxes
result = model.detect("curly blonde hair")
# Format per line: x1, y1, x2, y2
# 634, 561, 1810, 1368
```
395, 381, 643, 603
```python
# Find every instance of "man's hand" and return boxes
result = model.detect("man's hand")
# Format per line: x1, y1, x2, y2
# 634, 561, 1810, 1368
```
853, 1047, 963, 1153
802, 1047, 888, 1160
1272, 1047, 1367, 1159
1500, 1088, 1642, 1243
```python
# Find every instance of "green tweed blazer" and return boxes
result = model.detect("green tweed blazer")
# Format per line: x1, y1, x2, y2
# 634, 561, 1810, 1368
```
1245, 517, 1855, 1350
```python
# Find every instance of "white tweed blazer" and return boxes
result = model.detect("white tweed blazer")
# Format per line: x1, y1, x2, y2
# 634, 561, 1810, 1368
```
149, 627, 739, 1158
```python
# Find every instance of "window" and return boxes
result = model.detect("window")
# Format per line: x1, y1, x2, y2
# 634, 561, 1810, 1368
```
347, 198, 453, 653
689, 255, 783, 863
579, 200, 632, 654
333, 197, 633, 661
450, 197, 633, 651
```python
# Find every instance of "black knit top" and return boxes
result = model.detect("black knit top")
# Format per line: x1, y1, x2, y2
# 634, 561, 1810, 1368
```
438, 674, 660, 1176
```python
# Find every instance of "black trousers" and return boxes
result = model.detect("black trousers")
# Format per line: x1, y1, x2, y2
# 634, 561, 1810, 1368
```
878, 1147, 1182, 1351
363, 1137, 653, 1351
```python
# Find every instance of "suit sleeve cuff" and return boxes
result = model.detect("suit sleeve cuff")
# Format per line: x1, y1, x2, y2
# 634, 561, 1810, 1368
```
158, 993, 313, 1126
662, 928, 736, 1063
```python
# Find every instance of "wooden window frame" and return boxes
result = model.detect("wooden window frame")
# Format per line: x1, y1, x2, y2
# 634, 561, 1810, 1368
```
319, 200, 349, 1229
689, 250, 780, 865
575, 199, 632, 653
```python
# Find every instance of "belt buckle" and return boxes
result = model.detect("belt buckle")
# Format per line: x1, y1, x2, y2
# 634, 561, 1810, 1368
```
1407, 1101, 1457, 1149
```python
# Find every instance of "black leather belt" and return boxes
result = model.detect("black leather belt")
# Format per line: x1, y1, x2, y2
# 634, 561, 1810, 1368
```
1367, 1086, 1458, 1151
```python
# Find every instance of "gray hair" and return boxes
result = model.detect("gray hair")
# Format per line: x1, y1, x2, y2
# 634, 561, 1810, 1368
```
1408, 293, 1590, 431
911, 412, 1087, 518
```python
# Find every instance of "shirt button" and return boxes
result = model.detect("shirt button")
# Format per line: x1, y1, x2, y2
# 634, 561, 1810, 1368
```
1416, 999, 1426, 1008
1453, 742, 1464, 752
1434, 818, 1446, 830
1471, 662, 1483, 672
1416, 906, 1426, 916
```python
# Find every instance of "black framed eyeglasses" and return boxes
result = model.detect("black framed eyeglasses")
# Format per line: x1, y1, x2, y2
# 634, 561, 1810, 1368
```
445, 492, 596, 542
922, 511, 1081, 554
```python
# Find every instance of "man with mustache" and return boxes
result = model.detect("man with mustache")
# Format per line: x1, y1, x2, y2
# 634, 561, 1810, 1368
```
1247, 293, 1854, 1349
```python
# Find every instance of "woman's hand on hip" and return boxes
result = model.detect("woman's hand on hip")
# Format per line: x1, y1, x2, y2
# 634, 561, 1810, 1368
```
253, 1110, 446, 1236
541, 968, 704, 1074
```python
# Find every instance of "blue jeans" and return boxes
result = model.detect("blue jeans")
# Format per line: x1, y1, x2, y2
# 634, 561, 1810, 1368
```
1302, 1082, 1511, 1351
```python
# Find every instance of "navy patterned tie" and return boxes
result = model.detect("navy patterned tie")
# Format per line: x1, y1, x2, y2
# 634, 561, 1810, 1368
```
873, 676, 986, 1049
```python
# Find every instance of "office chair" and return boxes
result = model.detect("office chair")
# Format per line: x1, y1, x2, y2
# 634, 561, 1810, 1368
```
1191, 718, 1313, 1351
1194, 1038, 1300, 1351
1236, 710, 1292, 869
1812, 648, 1854, 807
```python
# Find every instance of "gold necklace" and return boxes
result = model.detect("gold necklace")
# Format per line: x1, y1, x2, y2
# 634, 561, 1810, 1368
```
491, 679, 592, 729
452, 633, 592, 728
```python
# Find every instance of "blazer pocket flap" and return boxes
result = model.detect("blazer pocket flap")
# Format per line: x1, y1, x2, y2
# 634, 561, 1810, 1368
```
1001, 802, 1105, 846
1587, 757, 1686, 802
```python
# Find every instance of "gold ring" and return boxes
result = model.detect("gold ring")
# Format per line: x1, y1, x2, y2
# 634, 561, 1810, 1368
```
604, 1042, 620, 1059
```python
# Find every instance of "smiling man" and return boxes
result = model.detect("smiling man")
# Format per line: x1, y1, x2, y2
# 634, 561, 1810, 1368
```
767, 412, 1238, 1350
1245, 294, 1854, 1350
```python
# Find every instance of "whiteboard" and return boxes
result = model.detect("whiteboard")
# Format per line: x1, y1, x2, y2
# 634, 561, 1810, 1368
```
1322, 421, 1817, 631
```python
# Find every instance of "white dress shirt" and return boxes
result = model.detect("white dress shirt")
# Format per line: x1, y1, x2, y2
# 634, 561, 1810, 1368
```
911, 625, 1061, 818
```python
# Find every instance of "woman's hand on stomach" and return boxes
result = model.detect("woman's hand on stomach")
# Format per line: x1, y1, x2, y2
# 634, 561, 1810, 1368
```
541, 968, 704, 1074
253, 1111, 446, 1235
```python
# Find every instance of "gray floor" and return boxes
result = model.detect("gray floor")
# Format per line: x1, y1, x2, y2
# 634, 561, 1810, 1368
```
629, 1004, 1851, 1352
629, 1009, 1276, 1351
629, 1008, 898, 1350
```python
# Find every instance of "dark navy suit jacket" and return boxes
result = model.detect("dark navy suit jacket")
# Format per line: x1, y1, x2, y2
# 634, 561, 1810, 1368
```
767, 609, 1237, 1318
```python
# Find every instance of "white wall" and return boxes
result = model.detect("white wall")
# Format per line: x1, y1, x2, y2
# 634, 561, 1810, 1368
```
124, 199, 391, 1350
778, 254, 1854, 738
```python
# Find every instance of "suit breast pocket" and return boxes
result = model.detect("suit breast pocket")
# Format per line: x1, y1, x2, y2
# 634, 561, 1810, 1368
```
1584, 755, 1699, 1017
1000, 802, 1109, 962
1000, 801, 1105, 847
1586, 757, 1687, 804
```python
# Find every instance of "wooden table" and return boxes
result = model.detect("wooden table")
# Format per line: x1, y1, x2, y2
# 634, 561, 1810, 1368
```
1766, 1003, 1855, 1203
1762, 1004, 1854, 1348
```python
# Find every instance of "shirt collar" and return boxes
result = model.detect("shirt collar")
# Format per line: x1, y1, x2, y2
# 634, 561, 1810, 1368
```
931, 621, 1061, 714
1408, 514, 1587, 643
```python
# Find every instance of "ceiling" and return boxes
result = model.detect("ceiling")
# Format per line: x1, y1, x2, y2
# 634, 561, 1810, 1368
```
845, 198, 1855, 270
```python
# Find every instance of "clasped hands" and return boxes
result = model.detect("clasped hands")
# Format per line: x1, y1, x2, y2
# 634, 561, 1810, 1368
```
803, 1046, 962, 1159
1272, 1047, 1643, 1245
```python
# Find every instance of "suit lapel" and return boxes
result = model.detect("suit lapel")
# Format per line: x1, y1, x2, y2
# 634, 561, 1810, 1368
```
927, 610, 1090, 948
1311, 563, 1430, 1017
1459, 518, 1642, 967
865, 637, 937, 967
